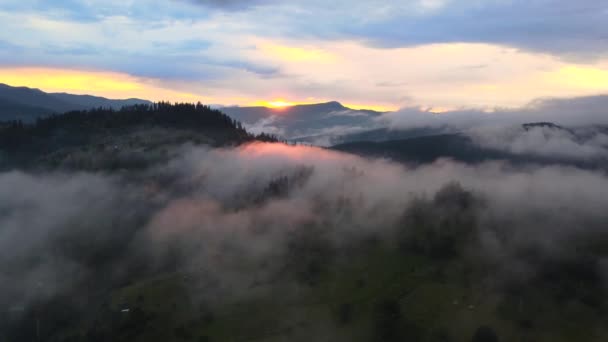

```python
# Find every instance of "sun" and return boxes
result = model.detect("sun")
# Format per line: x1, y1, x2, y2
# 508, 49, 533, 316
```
250, 99, 297, 109
266, 100, 295, 109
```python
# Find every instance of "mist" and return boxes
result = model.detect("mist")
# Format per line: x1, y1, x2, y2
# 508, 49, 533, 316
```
378, 95, 608, 161
3, 141, 608, 324
383, 95, 608, 130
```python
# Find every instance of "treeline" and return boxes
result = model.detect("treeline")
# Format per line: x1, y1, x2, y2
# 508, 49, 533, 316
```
0, 102, 280, 167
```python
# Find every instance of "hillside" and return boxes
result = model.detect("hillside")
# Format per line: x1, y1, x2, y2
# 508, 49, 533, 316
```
50, 93, 152, 111
333, 134, 508, 164
5, 175, 608, 342
222, 101, 385, 139
3, 115, 608, 342
0, 83, 151, 122
332, 130, 608, 170
0, 102, 276, 170
294, 126, 451, 146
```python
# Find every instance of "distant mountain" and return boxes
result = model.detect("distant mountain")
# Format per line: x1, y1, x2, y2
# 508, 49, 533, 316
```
0, 84, 78, 119
221, 101, 385, 139
0, 83, 151, 122
522, 122, 566, 131
50, 92, 152, 110
0, 97, 56, 121
333, 133, 507, 164
329, 122, 572, 147
294, 126, 452, 146
333, 127, 608, 170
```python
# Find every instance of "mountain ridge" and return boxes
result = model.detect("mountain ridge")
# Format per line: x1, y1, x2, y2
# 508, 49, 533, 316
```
0, 83, 152, 122
221, 101, 385, 138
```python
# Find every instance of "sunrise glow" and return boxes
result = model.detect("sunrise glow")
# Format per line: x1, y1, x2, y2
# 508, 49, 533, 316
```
549, 66, 608, 90
251, 99, 319, 109
0, 67, 202, 102
266, 100, 295, 108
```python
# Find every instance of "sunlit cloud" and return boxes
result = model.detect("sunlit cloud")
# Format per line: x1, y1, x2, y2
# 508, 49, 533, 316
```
548, 66, 608, 91
250, 99, 297, 108
3, 39, 608, 113
257, 42, 337, 63
0, 1, 607, 111
0, 67, 204, 101
244, 40, 608, 109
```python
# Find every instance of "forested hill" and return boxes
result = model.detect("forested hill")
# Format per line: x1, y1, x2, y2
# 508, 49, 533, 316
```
332, 132, 608, 170
0, 83, 152, 122
0, 102, 278, 170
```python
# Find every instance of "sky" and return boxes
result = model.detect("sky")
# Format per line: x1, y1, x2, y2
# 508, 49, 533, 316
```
0, 0, 607, 111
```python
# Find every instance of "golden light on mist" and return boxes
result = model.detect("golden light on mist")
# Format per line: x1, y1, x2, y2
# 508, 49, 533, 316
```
236, 141, 343, 161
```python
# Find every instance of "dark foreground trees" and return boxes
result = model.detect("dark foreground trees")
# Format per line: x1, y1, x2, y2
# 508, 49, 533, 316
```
400, 181, 480, 259
0, 102, 279, 169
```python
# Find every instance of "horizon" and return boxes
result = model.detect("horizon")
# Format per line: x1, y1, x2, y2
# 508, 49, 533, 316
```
6, 81, 608, 117
0, 1, 606, 113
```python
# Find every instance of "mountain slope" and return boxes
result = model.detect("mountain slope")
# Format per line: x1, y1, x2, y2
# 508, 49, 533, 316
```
221, 101, 385, 138
333, 133, 506, 164
50, 92, 152, 110
0, 102, 271, 170
294, 126, 452, 146
333, 129, 608, 169
0, 83, 151, 121
0, 83, 79, 117
0, 97, 55, 121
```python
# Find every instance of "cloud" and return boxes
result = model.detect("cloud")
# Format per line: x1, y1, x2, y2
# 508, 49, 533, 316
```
185, 0, 271, 10
342, 1, 608, 61
0, 67, 207, 101
0, 171, 149, 308
0, 3, 606, 108
380, 95, 608, 161
5, 140, 608, 342
469, 125, 608, 161
0, 0, 213, 22
246, 116, 284, 136
383, 95, 608, 130
4, 142, 608, 314
182, 0, 608, 60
